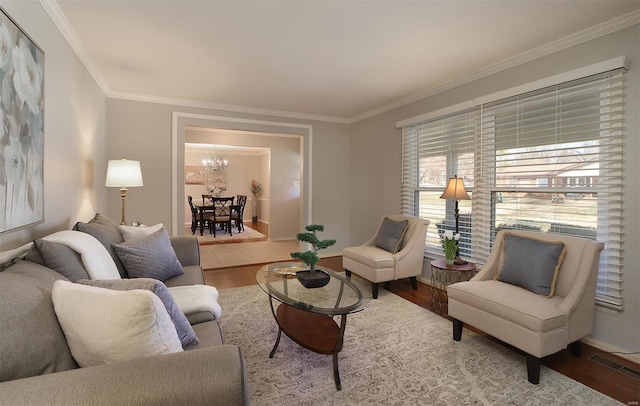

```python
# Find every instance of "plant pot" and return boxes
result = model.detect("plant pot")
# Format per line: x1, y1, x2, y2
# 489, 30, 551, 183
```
445, 258, 455, 266
251, 198, 258, 223
296, 270, 330, 289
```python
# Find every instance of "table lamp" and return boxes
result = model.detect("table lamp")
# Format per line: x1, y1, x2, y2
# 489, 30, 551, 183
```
105, 159, 143, 225
440, 175, 471, 264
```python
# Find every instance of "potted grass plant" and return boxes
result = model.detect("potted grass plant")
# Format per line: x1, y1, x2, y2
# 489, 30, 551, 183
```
290, 224, 336, 288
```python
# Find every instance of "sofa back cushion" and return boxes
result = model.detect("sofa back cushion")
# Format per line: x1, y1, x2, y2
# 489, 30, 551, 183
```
0, 261, 78, 382
74, 213, 128, 278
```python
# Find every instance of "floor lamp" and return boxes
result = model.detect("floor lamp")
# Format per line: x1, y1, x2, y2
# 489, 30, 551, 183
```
105, 159, 144, 225
440, 175, 471, 265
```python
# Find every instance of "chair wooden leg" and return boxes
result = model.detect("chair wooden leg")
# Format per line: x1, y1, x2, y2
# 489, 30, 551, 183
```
453, 318, 463, 341
570, 340, 582, 357
372, 283, 379, 299
526, 354, 541, 384
410, 276, 418, 290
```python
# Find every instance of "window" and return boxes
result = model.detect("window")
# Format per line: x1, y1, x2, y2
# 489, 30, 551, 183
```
402, 108, 476, 258
401, 65, 626, 311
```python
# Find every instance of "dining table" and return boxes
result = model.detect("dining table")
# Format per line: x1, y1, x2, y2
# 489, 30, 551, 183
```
194, 196, 235, 236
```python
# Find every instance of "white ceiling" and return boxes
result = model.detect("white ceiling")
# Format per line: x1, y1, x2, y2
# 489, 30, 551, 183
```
50, 0, 639, 123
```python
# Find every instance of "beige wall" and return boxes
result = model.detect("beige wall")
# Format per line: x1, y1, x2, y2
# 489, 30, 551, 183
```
106, 99, 352, 251
350, 25, 640, 355
0, 1, 107, 250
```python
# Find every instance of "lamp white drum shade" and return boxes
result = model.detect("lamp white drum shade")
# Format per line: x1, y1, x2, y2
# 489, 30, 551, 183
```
105, 159, 143, 188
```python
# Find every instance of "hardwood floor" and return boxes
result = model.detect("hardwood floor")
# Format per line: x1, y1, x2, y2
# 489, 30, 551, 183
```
202, 240, 639, 404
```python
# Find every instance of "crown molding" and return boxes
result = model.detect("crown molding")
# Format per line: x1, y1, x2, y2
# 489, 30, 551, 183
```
350, 9, 640, 123
109, 91, 352, 124
39, 0, 110, 95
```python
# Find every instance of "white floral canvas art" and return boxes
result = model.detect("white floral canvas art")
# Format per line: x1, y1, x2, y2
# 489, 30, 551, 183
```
0, 8, 44, 232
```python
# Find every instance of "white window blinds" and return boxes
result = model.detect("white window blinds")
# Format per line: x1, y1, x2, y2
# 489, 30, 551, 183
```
401, 68, 626, 310
402, 109, 478, 258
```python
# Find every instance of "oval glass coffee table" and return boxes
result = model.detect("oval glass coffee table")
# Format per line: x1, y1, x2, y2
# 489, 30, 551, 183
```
256, 262, 371, 391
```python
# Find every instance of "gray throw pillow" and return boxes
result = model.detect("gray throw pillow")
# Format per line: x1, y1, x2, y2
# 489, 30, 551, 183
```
113, 227, 184, 281
31, 239, 90, 282
78, 278, 199, 348
74, 213, 128, 278
375, 218, 409, 253
496, 233, 567, 297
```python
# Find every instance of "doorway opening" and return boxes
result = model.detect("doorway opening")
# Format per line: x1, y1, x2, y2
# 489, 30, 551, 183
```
171, 112, 312, 269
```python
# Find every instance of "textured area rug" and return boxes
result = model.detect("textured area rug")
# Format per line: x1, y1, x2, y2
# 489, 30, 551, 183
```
200, 240, 300, 269
217, 285, 621, 406
187, 225, 266, 244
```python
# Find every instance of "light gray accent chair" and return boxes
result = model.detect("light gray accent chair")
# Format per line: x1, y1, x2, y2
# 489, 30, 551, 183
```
447, 229, 604, 384
343, 215, 429, 298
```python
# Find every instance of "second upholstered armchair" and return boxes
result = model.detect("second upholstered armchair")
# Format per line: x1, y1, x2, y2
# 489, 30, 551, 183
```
342, 215, 429, 299
447, 229, 604, 384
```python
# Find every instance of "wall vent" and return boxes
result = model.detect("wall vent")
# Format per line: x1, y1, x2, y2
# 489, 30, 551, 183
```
588, 355, 640, 379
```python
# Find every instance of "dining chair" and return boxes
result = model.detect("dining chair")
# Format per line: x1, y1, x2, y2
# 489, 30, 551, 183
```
202, 194, 213, 206
211, 196, 234, 237
187, 195, 213, 235
231, 195, 247, 232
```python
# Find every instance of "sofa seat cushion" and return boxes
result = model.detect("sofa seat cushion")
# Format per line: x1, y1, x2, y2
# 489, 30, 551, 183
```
186, 321, 224, 349
164, 265, 205, 287
447, 280, 566, 332
0, 261, 78, 382
342, 246, 395, 269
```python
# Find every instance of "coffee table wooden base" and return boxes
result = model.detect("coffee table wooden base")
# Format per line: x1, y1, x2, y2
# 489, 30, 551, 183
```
268, 301, 347, 390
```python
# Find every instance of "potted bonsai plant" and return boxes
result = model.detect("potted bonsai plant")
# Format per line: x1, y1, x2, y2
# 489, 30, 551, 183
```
290, 224, 336, 288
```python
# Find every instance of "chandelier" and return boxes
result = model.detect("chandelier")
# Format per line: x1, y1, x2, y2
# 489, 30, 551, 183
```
202, 156, 228, 172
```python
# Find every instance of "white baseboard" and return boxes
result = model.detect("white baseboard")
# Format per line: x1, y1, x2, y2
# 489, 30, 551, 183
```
581, 336, 640, 365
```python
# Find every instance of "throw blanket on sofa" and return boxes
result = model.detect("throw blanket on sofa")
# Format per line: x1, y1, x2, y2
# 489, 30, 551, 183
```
167, 285, 222, 319
44, 230, 121, 280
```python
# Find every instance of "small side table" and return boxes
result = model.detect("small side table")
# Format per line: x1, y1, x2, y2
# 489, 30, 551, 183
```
430, 259, 478, 315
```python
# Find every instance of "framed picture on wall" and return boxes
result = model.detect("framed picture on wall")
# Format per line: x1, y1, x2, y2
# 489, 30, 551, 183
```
206, 170, 227, 192
185, 165, 206, 185
1, 7, 45, 233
